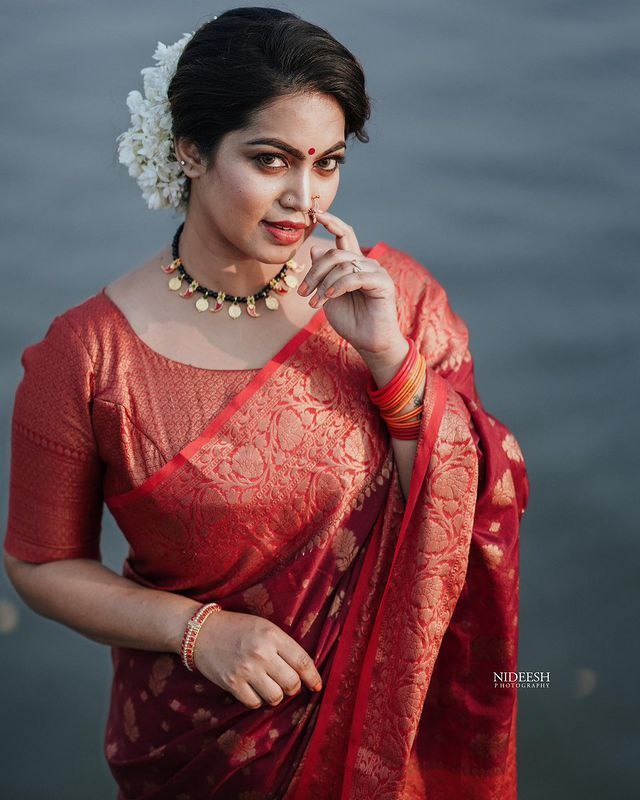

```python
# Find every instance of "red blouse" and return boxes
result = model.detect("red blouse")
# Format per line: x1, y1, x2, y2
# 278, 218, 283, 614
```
4, 287, 261, 563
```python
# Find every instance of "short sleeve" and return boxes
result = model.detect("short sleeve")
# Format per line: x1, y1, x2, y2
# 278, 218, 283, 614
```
3, 314, 105, 563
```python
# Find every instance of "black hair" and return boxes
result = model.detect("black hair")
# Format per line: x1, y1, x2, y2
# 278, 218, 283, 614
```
167, 6, 372, 202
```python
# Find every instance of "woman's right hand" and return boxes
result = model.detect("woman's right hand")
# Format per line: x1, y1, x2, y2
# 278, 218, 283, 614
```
192, 609, 323, 709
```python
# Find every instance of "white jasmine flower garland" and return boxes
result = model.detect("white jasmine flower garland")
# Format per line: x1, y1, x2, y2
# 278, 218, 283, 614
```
116, 32, 194, 212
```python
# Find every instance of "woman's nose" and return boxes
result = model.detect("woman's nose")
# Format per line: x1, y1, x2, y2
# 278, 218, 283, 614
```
282, 197, 315, 223
287, 174, 316, 211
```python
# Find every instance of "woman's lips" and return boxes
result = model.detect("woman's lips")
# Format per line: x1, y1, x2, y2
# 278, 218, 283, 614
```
261, 220, 305, 243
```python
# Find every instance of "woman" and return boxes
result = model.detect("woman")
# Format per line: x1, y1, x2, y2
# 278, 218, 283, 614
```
3, 7, 529, 799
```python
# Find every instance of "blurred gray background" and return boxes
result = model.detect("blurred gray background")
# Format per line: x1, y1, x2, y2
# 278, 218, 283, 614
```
1, 1, 638, 797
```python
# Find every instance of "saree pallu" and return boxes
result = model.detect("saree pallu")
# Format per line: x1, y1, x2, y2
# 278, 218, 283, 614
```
103, 245, 529, 799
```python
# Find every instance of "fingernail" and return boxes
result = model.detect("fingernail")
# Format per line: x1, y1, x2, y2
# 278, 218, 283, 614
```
325, 286, 334, 297
298, 281, 308, 295
313, 682, 323, 692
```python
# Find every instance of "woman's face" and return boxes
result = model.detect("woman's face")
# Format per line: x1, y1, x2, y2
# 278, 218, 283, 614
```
181, 91, 346, 263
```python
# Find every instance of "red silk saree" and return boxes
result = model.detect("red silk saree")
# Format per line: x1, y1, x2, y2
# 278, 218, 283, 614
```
102, 244, 529, 799
5, 242, 529, 799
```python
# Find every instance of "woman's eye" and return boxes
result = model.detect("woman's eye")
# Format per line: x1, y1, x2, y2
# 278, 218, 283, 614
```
316, 156, 345, 172
254, 153, 287, 169
253, 153, 345, 173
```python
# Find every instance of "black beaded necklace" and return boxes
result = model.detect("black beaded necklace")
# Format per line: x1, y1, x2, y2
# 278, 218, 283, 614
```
160, 222, 304, 319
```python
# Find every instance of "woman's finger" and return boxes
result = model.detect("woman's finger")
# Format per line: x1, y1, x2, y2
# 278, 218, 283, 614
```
233, 681, 264, 709
313, 209, 361, 253
310, 268, 389, 308
299, 250, 365, 297
265, 654, 303, 696
248, 673, 286, 706
308, 258, 375, 305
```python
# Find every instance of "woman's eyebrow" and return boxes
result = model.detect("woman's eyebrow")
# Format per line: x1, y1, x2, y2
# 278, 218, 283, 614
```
244, 138, 346, 159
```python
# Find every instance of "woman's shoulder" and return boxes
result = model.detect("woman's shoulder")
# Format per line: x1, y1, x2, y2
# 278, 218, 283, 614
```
17, 278, 136, 392
40, 244, 167, 365
12, 293, 114, 454
33, 289, 119, 368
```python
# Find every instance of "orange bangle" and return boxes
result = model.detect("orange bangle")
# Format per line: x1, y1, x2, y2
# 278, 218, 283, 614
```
379, 353, 425, 414
380, 356, 426, 417
367, 337, 417, 407
369, 340, 427, 439
385, 362, 426, 439
367, 338, 427, 440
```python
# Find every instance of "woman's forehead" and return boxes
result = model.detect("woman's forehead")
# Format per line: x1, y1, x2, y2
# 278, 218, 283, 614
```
246, 92, 345, 135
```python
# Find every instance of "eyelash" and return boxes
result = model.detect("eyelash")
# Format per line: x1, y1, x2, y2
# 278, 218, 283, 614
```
253, 152, 346, 173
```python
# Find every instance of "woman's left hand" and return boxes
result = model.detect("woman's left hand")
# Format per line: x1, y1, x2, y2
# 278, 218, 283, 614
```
297, 209, 405, 359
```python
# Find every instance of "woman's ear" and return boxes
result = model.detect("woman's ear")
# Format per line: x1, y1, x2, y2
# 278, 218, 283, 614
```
173, 138, 206, 177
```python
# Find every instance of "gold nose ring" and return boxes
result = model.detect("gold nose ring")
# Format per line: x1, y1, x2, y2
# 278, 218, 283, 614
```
309, 195, 321, 224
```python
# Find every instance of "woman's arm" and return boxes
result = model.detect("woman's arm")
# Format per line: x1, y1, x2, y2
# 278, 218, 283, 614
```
3, 550, 201, 654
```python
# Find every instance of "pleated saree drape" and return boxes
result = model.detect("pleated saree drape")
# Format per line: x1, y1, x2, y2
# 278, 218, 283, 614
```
101, 243, 529, 799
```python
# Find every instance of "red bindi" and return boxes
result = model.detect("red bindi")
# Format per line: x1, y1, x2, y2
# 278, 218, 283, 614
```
308, 147, 315, 155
